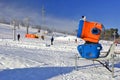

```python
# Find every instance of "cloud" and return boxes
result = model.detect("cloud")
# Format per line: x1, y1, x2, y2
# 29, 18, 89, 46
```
45, 16, 78, 32
0, 3, 78, 33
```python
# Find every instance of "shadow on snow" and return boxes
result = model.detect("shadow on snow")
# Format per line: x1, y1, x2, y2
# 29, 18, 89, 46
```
115, 62, 120, 68
0, 66, 74, 80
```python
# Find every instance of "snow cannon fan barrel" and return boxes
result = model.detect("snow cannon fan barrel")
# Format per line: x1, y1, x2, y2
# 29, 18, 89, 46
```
77, 20, 103, 43
77, 18, 103, 59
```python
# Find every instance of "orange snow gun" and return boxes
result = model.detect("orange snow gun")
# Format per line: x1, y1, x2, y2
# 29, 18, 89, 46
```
25, 34, 39, 38
77, 20, 103, 43
77, 18, 104, 59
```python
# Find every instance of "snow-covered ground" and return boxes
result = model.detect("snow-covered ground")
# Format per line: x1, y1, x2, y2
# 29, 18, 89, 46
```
0, 23, 120, 80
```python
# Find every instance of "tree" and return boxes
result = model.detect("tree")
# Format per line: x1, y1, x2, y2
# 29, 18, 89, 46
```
101, 28, 119, 40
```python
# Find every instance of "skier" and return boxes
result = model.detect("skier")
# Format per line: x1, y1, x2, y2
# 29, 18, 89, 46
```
51, 36, 54, 45
17, 34, 20, 41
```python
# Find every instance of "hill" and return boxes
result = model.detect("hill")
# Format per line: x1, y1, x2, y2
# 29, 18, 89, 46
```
0, 23, 120, 80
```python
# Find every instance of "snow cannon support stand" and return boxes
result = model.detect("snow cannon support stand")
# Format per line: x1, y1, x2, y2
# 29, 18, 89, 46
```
77, 16, 103, 59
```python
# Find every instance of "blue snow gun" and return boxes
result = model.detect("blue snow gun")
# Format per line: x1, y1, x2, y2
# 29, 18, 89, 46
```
77, 17, 103, 59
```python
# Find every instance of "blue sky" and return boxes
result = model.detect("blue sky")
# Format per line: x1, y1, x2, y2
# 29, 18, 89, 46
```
0, 0, 120, 33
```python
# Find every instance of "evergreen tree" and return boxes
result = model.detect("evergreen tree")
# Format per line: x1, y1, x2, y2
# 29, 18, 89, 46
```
101, 28, 119, 40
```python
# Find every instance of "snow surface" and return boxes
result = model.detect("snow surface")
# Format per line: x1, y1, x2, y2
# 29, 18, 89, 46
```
0, 23, 120, 80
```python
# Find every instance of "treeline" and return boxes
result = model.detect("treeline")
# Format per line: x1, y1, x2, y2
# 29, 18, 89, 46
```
101, 28, 119, 41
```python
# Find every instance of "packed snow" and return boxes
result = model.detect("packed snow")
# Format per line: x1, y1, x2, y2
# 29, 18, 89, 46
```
0, 23, 120, 80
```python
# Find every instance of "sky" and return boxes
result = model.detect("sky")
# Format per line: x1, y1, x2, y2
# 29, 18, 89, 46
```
0, 0, 120, 33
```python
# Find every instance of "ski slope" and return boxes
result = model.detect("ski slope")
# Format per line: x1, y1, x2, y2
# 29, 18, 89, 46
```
0, 23, 120, 80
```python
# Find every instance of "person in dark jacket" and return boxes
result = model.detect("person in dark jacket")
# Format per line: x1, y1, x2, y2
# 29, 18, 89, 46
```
17, 34, 20, 41
51, 36, 54, 45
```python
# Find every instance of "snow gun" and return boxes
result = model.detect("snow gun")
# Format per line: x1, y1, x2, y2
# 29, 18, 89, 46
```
77, 16, 103, 59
